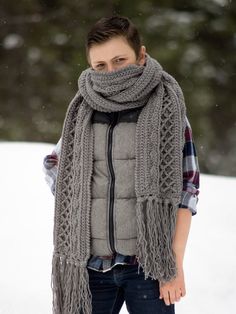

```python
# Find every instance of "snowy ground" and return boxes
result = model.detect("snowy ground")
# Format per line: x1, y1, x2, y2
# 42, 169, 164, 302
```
0, 141, 235, 314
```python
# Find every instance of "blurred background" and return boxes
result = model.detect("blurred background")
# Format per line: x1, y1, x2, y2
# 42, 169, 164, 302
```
0, 0, 235, 176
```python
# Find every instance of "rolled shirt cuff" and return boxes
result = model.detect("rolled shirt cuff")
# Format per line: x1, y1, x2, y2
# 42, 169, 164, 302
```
179, 191, 198, 216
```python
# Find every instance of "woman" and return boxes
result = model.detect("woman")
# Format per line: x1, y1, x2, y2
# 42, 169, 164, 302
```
43, 16, 200, 314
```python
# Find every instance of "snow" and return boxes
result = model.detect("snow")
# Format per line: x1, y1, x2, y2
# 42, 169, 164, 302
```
0, 142, 235, 314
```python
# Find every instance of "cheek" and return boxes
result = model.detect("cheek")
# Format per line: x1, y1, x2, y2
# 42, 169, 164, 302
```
125, 58, 138, 67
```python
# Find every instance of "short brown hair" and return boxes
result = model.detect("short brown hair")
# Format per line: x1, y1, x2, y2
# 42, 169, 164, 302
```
86, 16, 142, 59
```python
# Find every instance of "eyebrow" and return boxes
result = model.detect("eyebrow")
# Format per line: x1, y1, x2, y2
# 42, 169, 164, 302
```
93, 55, 127, 64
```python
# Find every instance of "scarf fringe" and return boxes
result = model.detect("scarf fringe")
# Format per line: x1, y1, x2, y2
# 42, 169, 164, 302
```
136, 196, 178, 284
51, 254, 92, 314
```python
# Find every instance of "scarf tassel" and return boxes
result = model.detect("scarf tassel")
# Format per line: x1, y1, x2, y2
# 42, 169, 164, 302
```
136, 196, 178, 284
51, 254, 92, 314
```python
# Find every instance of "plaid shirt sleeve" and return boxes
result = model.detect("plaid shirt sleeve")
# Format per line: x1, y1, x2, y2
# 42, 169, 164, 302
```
179, 116, 200, 216
43, 138, 61, 195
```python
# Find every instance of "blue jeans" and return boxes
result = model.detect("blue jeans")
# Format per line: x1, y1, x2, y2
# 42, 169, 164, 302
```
87, 263, 175, 314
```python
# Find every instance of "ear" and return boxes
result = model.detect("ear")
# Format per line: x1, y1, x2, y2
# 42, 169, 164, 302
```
138, 45, 147, 66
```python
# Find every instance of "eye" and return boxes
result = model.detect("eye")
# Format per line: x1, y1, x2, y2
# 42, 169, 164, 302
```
95, 63, 105, 70
115, 58, 125, 63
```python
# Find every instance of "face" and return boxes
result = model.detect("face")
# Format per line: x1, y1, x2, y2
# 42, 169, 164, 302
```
88, 36, 146, 72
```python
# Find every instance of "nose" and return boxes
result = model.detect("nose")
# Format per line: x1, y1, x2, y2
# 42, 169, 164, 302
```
107, 63, 115, 72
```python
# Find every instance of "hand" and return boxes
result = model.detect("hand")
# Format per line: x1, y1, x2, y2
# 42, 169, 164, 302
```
158, 265, 186, 306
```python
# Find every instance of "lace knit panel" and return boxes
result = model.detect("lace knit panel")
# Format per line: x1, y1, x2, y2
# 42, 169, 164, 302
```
159, 89, 182, 198
54, 103, 80, 255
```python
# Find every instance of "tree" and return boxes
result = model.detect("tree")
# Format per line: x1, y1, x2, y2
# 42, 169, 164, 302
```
0, 0, 235, 175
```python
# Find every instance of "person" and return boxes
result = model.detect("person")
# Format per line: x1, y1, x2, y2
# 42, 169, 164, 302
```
43, 15, 200, 314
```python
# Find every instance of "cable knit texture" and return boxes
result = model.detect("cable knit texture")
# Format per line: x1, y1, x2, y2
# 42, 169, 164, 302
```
51, 54, 186, 314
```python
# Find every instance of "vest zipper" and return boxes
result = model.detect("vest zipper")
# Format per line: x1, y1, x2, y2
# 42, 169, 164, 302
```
107, 112, 119, 254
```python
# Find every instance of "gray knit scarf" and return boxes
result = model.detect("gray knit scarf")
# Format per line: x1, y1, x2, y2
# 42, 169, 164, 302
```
51, 53, 186, 314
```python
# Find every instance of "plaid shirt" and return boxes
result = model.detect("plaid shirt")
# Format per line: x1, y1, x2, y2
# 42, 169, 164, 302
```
43, 116, 200, 273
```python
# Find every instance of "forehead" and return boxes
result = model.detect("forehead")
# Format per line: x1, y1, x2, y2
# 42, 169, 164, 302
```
88, 36, 135, 63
